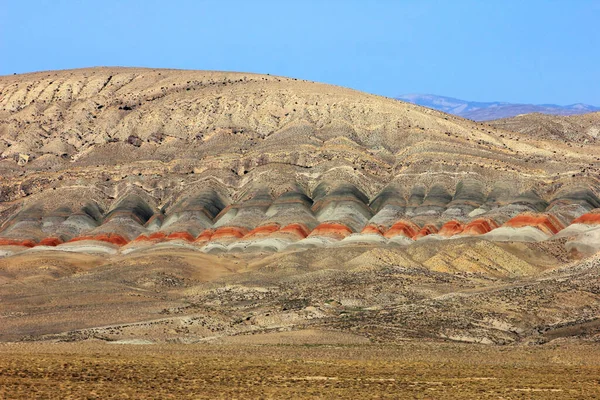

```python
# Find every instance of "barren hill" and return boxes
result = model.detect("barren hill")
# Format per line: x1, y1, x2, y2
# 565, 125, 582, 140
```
1, 68, 600, 345
488, 111, 600, 143
2, 67, 600, 258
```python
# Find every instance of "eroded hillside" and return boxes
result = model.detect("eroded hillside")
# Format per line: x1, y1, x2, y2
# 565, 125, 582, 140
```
1, 68, 599, 345
1, 68, 599, 257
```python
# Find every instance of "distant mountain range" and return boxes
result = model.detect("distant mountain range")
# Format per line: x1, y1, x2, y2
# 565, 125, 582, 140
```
396, 94, 600, 121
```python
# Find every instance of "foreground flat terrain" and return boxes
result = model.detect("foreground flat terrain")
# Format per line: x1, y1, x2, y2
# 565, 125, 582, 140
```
1, 340, 600, 399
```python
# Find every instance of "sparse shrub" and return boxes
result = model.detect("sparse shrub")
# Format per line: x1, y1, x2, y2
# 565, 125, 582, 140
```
127, 135, 142, 147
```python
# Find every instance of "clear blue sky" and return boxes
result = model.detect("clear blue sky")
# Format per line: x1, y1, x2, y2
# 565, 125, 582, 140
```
1, 0, 599, 105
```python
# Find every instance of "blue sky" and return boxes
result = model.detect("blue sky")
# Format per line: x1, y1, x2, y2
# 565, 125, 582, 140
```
1, 1, 599, 104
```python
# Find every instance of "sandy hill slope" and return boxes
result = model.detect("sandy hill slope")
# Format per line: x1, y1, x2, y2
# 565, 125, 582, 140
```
488, 111, 600, 143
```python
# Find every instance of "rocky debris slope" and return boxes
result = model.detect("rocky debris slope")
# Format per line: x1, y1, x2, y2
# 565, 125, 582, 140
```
487, 112, 600, 143
1, 244, 597, 345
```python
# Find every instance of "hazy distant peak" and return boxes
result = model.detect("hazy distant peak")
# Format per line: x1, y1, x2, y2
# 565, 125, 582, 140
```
396, 94, 599, 121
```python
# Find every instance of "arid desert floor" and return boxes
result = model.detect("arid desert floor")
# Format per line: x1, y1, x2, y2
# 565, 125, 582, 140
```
2, 339, 600, 399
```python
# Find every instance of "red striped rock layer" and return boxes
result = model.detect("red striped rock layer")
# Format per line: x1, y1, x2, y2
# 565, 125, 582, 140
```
504, 214, 564, 235
573, 212, 600, 225
5, 210, 599, 253
3, 178, 600, 252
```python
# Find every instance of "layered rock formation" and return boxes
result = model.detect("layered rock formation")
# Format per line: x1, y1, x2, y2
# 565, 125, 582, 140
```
1, 68, 600, 258
2, 178, 600, 257
4, 68, 600, 349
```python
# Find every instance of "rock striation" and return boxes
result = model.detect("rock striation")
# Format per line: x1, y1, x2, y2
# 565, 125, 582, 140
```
1, 68, 600, 258
2, 180, 600, 256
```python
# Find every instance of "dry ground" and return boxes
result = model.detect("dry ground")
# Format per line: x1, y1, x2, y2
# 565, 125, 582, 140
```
1, 246, 599, 345
1, 339, 600, 399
